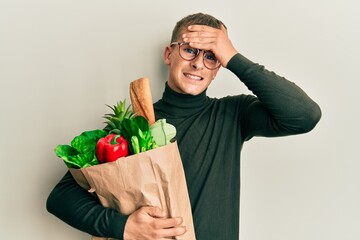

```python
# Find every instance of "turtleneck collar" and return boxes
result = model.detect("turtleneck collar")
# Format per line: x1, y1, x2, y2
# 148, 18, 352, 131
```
156, 82, 211, 118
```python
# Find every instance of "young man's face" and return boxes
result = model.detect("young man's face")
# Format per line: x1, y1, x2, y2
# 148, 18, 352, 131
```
164, 30, 220, 95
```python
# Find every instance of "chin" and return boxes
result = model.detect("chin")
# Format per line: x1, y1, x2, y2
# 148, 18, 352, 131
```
169, 78, 207, 95
183, 87, 204, 96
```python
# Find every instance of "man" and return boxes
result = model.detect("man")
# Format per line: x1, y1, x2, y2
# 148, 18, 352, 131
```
47, 13, 321, 239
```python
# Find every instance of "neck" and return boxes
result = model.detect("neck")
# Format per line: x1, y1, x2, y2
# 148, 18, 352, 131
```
159, 82, 210, 117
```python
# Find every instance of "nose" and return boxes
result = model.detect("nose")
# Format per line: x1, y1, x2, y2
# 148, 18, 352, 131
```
190, 51, 205, 70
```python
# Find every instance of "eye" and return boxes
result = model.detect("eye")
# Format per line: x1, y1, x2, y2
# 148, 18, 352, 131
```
183, 47, 197, 55
204, 52, 217, 61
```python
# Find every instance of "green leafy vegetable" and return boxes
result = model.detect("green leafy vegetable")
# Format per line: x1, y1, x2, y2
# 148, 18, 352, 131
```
131, 136, 140, 154
121, 116, 157, 154
55, 129, 107, 168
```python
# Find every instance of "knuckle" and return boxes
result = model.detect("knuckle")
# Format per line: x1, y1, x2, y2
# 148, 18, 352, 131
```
152, 220, 161, 229
150, 230, 161, 238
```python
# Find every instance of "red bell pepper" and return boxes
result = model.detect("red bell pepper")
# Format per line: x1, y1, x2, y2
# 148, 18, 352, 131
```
96, 134, 129, 163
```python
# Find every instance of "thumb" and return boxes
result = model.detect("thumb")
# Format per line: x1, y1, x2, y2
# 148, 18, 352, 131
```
144, 206, 166, 218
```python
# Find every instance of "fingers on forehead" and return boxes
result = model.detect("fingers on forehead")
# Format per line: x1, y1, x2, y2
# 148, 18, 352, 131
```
187, 24, 209, 31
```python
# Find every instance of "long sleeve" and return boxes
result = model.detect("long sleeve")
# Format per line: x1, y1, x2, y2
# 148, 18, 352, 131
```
46, 171, 128, 239
226, 53, 321, 140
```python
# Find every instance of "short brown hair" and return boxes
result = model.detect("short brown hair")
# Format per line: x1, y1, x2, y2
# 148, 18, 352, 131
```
171, 13, 226, 43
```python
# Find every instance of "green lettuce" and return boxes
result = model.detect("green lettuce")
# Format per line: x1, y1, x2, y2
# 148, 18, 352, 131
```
55, 129, 107, 168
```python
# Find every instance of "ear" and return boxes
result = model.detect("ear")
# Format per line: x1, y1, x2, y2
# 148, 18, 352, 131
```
164, 46, 172, 65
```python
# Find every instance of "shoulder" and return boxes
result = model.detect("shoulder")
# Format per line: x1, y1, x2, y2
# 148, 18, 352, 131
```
210, 94, 257, 108
203, 95, 258, 119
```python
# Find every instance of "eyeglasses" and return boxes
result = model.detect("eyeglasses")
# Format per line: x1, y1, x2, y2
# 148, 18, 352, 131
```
170, 42, 221, 70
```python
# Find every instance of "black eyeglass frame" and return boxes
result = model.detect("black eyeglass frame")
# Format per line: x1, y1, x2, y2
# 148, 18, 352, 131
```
170, 42, 221, 70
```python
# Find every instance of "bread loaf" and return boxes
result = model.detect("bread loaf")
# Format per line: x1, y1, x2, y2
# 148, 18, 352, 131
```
129, 77, 155, 125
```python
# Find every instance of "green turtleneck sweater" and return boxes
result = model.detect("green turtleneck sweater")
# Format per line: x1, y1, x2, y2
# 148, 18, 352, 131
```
47, 53, 321, 239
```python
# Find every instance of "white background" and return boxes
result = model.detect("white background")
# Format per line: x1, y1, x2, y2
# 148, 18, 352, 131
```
1, 0, 359, 239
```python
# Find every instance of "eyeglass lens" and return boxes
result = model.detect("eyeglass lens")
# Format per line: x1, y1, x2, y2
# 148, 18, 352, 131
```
179, 43, 220, 69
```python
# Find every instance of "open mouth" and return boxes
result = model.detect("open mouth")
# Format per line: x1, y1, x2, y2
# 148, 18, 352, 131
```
184, 73, 203, 81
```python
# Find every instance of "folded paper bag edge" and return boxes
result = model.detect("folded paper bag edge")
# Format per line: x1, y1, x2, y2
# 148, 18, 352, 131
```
69, 168, 90, 191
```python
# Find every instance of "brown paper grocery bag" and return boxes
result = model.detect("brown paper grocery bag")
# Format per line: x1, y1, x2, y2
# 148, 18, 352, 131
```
69, 141, 195, 240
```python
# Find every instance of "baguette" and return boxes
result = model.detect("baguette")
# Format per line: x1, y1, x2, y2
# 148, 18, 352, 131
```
129, 77, 155, 125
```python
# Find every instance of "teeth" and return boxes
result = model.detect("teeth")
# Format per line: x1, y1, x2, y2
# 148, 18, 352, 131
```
185, 73, 202, 80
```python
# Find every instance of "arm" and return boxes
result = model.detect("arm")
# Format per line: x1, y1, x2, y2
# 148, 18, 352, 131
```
227, 53, 322, 140
46, 171, 128, 239
47, 172, 186, 239
183, 25, 321, 140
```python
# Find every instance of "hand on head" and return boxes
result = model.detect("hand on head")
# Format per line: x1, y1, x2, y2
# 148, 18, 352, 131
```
182, 24, 238, 67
